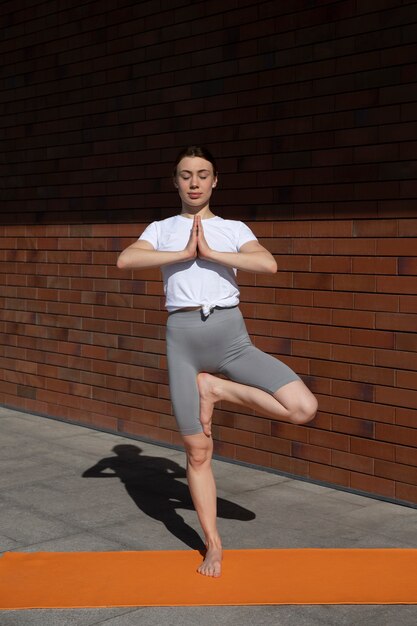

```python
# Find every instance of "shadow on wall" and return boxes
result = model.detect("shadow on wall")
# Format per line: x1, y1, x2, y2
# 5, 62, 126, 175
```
82, 444, 256, 552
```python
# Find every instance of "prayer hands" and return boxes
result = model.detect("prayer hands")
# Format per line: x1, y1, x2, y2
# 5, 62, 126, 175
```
184, 215, 198, 260
195, 215, 212, 260
183, 215, 213, 261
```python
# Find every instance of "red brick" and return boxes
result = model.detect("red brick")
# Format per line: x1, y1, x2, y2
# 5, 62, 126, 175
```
353, 219, 398, 237
375, 459, 417, 484
333, 238, 377, 255
351, 328, 394, 349
332, 450, 374, 474
310, 359, 350, 380
332, 415, 375, 438
311, 220, 354, 237
398, 257, 417, 275
354, 293, 399, 312
309, 462, 350, 487
293, 340, 332, 360
350, 472, 395, 499
396, 333, 417, 352
376, 312, 416, 332
400, 295, 417, 314
377, 276, 417, 295
293, 239, 333, 255
234, 414, 271, 435
396, 369, 417, 390
213, 440, 236, 459
291, 306, 332, 325
351, 364, 394, 386
398, 219, 417, 237
291, 441, 331, 464
352, 257, 397, 275
377, 423, 417, 447
254, 303, 292, 322
395, 445, 417, 468
377, 239, 417, 256
332, 344, 375, 365
271, 421, 309, 442
234, 445, 271, 467
332, 309, 375, 329
333, 274, 376, 292
376, 349, 417, 371
395, 407, 417, 429
254, 433, 292, 455
313, 291, 354, 309
376, 385, 417, 410
270, 452, 309, 476
308, 429, 349, 452
395, 482, 417, 506
311, 256, 351, 273
310, 325, 351, 344
351, 437, 395, 462
332, 380, 375, 402
316, 394, 350, 417
217, 426, 254, 448
350, 399, 395, 424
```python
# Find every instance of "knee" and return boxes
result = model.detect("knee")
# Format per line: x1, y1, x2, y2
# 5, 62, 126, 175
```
186, 442, 212, 469
289, 395, 318, 425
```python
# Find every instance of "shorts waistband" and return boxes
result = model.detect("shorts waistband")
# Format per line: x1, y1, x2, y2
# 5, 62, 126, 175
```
168, 304, 238, 316
166, 305, 240, 328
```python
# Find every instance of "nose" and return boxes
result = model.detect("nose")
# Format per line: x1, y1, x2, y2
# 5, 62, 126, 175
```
190, 176, 199, 188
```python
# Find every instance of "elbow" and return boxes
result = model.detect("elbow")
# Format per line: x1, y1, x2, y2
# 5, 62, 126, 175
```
116, 254, 127, 270
268, 258, 278, 273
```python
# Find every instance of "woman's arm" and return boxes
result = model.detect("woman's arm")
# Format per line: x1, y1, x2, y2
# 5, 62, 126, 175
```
203, 240, 277, 273
196, 217, 277, 274
117, 220, 198, 270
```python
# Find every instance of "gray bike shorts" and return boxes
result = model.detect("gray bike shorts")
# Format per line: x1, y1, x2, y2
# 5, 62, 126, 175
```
166, 306, 300, 436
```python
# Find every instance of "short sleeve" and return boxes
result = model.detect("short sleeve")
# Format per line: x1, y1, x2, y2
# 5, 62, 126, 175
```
138, 221, 159, 249
237, 221, 257, 249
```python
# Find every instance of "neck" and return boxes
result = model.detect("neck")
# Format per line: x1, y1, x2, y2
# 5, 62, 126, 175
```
180, 205, 215, 220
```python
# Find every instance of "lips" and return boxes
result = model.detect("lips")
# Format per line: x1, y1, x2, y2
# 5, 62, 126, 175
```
188, 193, 202, 199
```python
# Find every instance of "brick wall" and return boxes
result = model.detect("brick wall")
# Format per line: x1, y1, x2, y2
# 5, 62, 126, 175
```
1, 1, 417, 505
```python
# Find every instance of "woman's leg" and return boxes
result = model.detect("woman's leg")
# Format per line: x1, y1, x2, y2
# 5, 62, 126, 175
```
182, 432, 222, 577
197, 375, 318, 436
166, 314, 224, 576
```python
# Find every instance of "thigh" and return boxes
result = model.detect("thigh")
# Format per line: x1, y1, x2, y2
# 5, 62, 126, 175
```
220, 344, 301, 395
273, 379, 317, 413
166, 325, 203, 436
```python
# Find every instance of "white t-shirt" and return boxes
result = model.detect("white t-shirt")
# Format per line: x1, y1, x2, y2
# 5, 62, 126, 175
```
139, 214, 257, 315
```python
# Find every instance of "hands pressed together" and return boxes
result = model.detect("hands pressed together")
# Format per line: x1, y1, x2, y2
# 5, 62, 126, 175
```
183, 215, 213, 262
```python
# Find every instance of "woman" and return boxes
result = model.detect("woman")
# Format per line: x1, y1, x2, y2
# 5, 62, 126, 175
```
117, 146, 318, 578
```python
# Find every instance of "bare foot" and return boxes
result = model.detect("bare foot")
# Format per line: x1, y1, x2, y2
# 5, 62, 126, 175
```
198, 542, 222, 577
197, 373, 222, 437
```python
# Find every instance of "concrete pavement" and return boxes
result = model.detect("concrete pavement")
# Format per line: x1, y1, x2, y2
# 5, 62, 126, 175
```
1, 406, 416, 625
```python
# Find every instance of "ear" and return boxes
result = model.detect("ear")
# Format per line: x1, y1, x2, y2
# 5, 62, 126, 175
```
173, 177, 178, 188
212, 175, 218, 188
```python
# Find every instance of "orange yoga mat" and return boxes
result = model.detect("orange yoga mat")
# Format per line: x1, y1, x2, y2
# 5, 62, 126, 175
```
1, 549, 417, 609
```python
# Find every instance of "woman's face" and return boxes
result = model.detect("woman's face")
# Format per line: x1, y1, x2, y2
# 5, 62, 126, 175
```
174, 156, 217, 210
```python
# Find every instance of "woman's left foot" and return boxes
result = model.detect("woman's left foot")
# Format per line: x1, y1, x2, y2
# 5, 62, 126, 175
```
198, 542, 222, 577
197, 373, 222, 436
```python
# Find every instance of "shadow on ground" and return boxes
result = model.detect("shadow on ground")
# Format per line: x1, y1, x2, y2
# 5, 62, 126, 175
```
83, 444, 256, 552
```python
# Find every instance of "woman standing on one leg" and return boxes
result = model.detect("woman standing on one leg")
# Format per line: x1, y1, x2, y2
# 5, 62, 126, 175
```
117, 146, 318, 578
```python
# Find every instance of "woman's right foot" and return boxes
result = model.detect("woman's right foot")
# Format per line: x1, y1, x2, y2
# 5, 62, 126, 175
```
197, 373, 222, 437
197, 539, 223, 577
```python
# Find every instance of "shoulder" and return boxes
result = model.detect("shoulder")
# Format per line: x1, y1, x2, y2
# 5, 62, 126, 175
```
146, 215, 183, 232
215, 218, 255, 236
210, 217, 245, 230
215, 217, 250, 229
